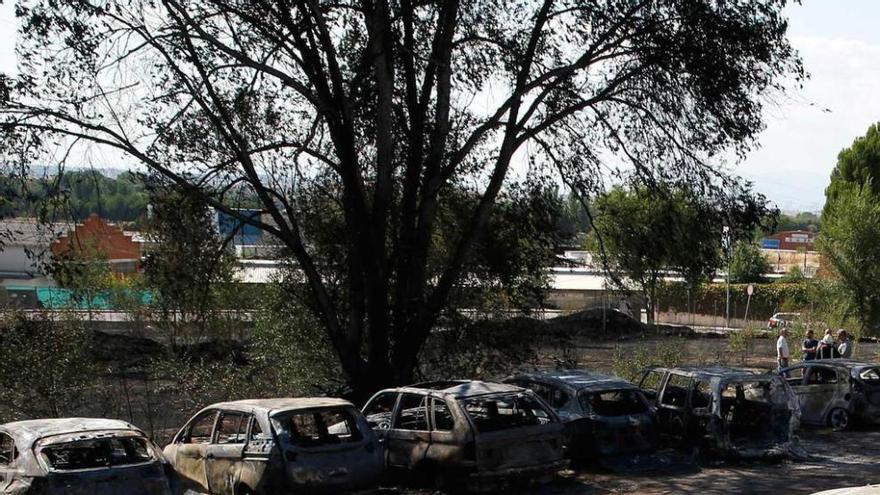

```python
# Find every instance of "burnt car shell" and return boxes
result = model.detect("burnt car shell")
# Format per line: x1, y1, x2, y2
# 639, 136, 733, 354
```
639, 366, 800, 459
781, 359, 880, 429
163, 398, 383, 495
0, 418, 172, 495
504, 370, 657, 459
362, 380, 567, 492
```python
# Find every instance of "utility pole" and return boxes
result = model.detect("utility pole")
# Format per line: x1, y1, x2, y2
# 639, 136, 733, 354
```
723, 226, 731, 329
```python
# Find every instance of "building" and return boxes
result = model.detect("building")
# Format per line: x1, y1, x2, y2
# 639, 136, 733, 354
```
0, 219, 67, 288
215, 208, 280, 258
761, 230, 817, 251
50, 214, 142, 274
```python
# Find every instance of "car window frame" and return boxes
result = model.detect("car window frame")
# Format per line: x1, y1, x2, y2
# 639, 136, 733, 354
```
429, 397, 456, 432
180, 409, 219, 445
363, 391, 401, 430
392, 392, 430, 432
214, 411, 248, 445
0, 432, 16, 466
658, 373, 691, 410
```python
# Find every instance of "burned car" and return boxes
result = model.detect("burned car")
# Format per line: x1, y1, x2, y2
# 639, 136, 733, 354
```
0, 417, 172, 494
638, 366, 799, 458
362, 380, 567, 491
781, 359, 880, 430
164, 398, 383, 494
504, 370, 657, 459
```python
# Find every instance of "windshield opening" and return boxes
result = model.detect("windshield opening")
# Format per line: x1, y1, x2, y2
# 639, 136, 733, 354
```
39, 436, 154, 471
273, 407, 363, 448
580, 389, 649, 416
459, 393, 553, 433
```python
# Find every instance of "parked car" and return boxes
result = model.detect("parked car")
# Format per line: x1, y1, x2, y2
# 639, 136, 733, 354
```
164, 398, 384, 494
362, 380, 567, 491
0, 417, 172, 494
503, 370, 657, 459
638, 366, 799, 458
781, 359, 880, 430
768, 312, 801, 329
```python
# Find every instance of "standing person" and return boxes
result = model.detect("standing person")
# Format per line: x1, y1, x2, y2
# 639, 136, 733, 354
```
802, 329, 819, 361
818, 329, 836, 359
777, 328, 791, 373
838, 330, 854, 359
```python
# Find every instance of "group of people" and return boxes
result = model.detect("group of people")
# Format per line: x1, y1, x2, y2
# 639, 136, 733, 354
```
776, 327, 854, 371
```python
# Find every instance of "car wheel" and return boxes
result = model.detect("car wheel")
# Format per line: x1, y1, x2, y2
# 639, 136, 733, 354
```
828, 408, 850, 431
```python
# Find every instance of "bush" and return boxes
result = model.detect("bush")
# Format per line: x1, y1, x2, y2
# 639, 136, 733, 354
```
0, 312, 98, 421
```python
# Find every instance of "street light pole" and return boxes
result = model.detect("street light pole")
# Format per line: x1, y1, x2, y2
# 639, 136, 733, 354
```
723, 226, 731, 329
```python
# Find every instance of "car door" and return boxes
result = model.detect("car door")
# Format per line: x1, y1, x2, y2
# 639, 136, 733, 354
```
386, 393, 431, 469
425, 396, 461, 466
801, 365, 841, 424
206, 410, 248, 495
656, 373, 691, 439
173, 409, 217, 493
639, 369, 667, 403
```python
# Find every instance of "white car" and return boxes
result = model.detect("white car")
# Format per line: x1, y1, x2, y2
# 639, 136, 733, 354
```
0, 417, 172, 494
164, 398, 384, 494
768, 312, 801, 329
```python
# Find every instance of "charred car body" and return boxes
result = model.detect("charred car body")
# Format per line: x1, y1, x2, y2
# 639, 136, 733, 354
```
0, 418, 172, 495
362, 380, 567, 491
639, 366, 799, 458
163, 398, 383, 494
504, 370, 657, 459
781, 359, 880, 430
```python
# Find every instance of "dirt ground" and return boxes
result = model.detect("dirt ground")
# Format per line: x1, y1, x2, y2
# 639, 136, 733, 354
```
398, 334, 880, 495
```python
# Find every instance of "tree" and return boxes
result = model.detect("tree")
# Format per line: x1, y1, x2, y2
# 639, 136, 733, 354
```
588, 184, 769, 322
1, 0, 803, 398
825, 123, 880, 215
142, 180, 242, 345
728, 242, 769, 283
819, 182, 880, 334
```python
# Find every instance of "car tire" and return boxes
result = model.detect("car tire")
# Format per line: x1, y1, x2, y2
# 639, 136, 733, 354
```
828, 408, 850, 431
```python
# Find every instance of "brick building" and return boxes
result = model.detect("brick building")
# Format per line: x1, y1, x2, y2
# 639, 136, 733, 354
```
50, 214, 141, 273
761, 230, 817, 251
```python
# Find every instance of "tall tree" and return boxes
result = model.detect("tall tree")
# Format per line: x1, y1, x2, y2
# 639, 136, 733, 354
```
0, 0, 803, 398
588, 184, 769, 322
825, 123, 880, 215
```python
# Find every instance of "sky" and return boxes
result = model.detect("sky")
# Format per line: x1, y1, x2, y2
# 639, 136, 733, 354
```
1, 1, 879, 212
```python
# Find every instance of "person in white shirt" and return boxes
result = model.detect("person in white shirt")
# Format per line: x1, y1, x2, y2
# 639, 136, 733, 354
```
777, 328, 790, 373
838, 329, 853, 359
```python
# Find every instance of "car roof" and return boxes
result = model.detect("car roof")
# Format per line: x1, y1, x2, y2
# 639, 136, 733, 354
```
645, 365, 771, 381
790, 359, 878, 370
392, 380, 523, 398
204, 398, 354, 416
508, 370, 637, 392
1, 418, 140, 447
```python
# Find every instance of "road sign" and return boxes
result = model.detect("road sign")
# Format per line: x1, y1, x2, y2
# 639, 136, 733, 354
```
747, 284, 754, 296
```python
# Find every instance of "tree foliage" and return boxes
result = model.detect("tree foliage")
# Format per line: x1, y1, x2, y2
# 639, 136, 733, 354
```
728, 241, 769, 283
1, 0, 803, 397
142, 180, 243, 345
825, 123, 880, 215
819, 181, 880, 334
588, 184, 772, 320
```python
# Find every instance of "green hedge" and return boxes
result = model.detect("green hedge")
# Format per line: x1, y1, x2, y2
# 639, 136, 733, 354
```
656, 282, 810, 320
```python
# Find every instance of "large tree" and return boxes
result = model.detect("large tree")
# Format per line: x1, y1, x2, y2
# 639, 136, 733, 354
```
588, 184, 769, 322
0, 0, 802, 398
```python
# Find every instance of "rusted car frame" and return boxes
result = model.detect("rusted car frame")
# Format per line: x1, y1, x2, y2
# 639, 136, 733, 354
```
0, 418, 172, 494
163, 398, 384, 494
362, 380, 567, 492
781, 359, 880, 430
639, 366, 800, 458
504, 370, 657, 460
